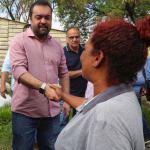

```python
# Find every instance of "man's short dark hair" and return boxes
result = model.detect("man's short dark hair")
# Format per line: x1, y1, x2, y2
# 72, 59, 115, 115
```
29, 0, 52, 18
66, 25, 80, 35
23, 24, 31, 32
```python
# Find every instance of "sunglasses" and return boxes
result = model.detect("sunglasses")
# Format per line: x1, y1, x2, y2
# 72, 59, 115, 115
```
68, 36, 80, 40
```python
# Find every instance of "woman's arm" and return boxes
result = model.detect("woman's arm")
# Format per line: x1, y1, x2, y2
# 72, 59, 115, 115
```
49, 84, 87, 108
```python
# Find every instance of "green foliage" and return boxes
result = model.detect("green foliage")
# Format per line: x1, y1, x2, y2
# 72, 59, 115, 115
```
142, 102, 150, 128
0, 106, 11, 125
69, 108, 73, 121
0, 106, 12, 150
1, 0, 150, 39
0, 123, 12, 150
55, 0, 150, 40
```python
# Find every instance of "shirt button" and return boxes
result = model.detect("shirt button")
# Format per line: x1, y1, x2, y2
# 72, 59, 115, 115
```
47, 72, 49, 73
45, 62, 47, 64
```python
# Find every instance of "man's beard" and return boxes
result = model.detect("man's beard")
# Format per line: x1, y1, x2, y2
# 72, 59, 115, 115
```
36, 24, 51, 37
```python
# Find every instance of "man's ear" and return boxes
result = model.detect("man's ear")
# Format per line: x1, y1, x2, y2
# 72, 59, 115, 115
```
93, 51, 104, 68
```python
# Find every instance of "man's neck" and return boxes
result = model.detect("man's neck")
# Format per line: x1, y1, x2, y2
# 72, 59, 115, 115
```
38, 36, 47, 42
32, 29, 47, 42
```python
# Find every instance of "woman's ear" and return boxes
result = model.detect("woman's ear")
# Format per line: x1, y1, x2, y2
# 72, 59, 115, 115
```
93, 51, 104, 68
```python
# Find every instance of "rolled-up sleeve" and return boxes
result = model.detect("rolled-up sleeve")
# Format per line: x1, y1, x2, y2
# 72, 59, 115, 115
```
10, 34, 28, 81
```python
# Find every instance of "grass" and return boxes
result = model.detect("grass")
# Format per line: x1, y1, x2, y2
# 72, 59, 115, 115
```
0, 106, 12, 150
142, 105, 150, 128
142, 96, 150, 128
0, 106, 11, 124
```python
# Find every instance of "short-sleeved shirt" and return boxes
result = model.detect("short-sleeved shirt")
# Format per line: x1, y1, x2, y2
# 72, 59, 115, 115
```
10, 28, 68, 118
64, 44, 87, 97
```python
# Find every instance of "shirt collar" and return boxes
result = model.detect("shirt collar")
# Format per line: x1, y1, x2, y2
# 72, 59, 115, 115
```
76, 83, 133, 115
26, 27, 52, 39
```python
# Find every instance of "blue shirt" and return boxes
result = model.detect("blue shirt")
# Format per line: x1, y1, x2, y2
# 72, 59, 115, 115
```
64, 44, 87, 97
1, 50, 14, 91
146, 58, 150, 80
132, 70, 145, 96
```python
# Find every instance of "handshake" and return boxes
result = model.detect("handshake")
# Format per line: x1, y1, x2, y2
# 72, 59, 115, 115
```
44, 84, 63, 102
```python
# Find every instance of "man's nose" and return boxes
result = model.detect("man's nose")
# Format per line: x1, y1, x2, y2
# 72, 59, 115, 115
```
41, 18, 46, 23
73, 37, 77, 41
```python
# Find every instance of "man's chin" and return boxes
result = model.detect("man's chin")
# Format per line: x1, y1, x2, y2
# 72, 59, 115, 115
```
72, 45, 79, 48
38, 30, 49, 36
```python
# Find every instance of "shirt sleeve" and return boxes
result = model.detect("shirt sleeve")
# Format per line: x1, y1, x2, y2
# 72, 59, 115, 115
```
1, 49, 11, 73
10, 33, 28, 81
87, 122, 132, 150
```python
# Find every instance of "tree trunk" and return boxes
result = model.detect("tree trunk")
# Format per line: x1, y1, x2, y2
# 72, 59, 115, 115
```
7, 8, 15, 20
125, 2, 136, 24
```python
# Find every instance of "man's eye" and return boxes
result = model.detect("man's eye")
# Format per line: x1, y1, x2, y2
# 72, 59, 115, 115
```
36, 16, 41, 20
46, 17, 51, 20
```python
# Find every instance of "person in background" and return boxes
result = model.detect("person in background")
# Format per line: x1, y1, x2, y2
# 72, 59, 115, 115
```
136, 16, 150, 148
51, 18, 148, 150
132, 69, 150, 148
64, 26, 87, 116
59, 26, 87, 131
0, 24, 31, 97
146, 57, 150, 101
9, 0, 70, 150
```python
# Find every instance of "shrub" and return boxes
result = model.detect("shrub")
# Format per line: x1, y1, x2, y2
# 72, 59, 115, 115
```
142, 101, 150, 128
0, 106, 11, 125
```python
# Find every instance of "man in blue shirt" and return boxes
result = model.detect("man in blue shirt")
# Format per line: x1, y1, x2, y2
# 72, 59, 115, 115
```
0, 24, 31, 98
60, 26, 87, 130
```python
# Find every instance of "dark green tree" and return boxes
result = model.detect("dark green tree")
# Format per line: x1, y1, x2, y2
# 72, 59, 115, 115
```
55, 0, 150, 41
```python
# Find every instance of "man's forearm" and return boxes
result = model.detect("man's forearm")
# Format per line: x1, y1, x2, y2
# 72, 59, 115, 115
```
1, 72, 9, 86
19, 72, 60, 100
19, 72, 43, 90
68, 70, 82, 79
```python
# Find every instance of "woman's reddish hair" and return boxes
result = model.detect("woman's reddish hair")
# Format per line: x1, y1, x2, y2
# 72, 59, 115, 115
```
91, 19, 148, 84
136, 16, 150, 47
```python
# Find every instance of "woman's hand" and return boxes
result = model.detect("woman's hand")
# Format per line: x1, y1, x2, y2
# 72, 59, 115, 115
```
49, 84, 62, 101
140, 87, 146, 96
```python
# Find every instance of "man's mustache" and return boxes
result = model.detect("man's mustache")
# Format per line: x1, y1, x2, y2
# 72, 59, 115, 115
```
38, 25, 48, 29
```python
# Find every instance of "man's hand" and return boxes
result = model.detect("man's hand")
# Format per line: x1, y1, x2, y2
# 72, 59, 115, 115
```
0, 84, 8, 98
49, 84, 62, 101
44, 84, 61, 101
61, 102, 70, 119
